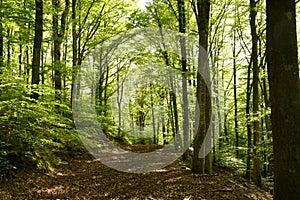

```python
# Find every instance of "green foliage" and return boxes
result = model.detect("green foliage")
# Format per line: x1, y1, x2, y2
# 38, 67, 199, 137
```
217, 152, 246, 175
0, 78, 83, 179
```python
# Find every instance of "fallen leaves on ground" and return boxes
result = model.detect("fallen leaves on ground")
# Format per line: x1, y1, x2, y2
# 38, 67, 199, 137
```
0, 145, 272, 200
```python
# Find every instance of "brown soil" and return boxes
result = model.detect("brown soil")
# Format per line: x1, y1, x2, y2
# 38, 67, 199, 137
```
0, 145, 273, 200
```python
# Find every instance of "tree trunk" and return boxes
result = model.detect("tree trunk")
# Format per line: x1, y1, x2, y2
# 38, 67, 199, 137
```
103, 64, 109, 113
19, 42, 22, 77
191, 0, 211, 174
31, 0, 43, 100
232, 22, 239, 159
53, 0, 69, 100
151, 91, 156, 144
250, 0, 261, 187
171, 90, 180, 149
117, 64, 124, 137
177, 0, 189, 160
26, 45, 30, 84
261, 55, 273, 176
71, 0, 77, 105
245, 60, 252, 180
266, 0, 300, 198
6, 30, 10, 65
0, 0, 4, 83
52, 0, 61, 98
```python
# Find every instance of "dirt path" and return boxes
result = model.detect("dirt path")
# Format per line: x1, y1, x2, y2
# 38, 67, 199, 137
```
0, 145, 272, 199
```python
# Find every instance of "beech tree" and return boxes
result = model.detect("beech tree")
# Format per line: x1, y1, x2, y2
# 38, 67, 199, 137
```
191, 0, 211, 174
266, 0, 300, 198
0, 0, 3, 74
250, 0, 261, 187
177, 0, 189, 161
31, 0, 43, 100
52, 0, 70, 99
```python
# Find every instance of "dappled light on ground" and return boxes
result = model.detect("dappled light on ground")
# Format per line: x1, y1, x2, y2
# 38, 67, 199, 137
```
0, 145, 272, 199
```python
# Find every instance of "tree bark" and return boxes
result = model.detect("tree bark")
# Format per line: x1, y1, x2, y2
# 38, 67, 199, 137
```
19, 42, 23, 77
0, 0, 3, 86
245, 60, 252, 180
71, 0, 77, 105
266, 0, 300, 198
192, 0, 211, 174
117, 63, 124, 137
31, 0, 43, 100
250, 0, 261, 187
53, 0, 70, 100
7, 30, 10, 64
232, 21, 239, 159
177, 0, 189, 160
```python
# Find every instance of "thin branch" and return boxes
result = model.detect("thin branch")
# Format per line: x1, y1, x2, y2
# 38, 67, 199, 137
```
79, 0, 96, 35
164, 0, 178, 20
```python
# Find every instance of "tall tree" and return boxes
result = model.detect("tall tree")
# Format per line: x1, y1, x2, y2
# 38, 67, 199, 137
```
266, 0, 300, 198
191, 0, 211, 174
53, 0, 70, 100
245, 55, 252, 180
232, 14, 239, 159
250, 0, 261, 187
177, 0, 189, 160
71, 0, 77, 105
0, 0, 3, 73
31, 0, 43, 100
0, 0, 3, 95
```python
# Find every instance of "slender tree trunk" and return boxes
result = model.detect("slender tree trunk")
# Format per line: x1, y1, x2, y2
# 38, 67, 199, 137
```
232, 20, 239, 159
151, 91, 156, 144
41, 45, 44, 84
26, 45, 30, 84
260, 105, 267, 178
63, 35, 68, 90
0, 0, 3, 73
261, 58, 273, 176
192, 0, 211, 174
31, 0, 43, 100
71, 0, 77, 105
219, 56, 226, 151
103, 64, 109, 113
19, 42, 23, 77
0, 0, 3, 95
52, 0, 61, 98
168, 92, 176, 145
245, 60, 252, 180
177, 0, 189, 160
266, 0, 300, 198
171, 89, 180, 149
7, 30, 10, 65
212, 37, 223, 158
53, 0, 69, 100
169, 72, 180, 149
117, 64, 124, 137
250, 0, 261, 187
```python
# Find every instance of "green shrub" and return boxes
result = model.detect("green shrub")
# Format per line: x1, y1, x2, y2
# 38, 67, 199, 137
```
0, 82, 83, 178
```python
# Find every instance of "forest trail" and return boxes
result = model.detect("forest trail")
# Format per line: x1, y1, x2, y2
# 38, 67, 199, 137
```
0, 145, 272, 200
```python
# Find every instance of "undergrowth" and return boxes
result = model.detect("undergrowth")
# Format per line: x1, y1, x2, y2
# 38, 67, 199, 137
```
0, 76, 84, 179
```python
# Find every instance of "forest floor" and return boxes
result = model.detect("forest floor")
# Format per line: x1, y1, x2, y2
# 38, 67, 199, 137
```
0, 145, 273, 200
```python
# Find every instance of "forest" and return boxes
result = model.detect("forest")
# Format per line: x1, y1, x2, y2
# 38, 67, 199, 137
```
0, 0, 299, 199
